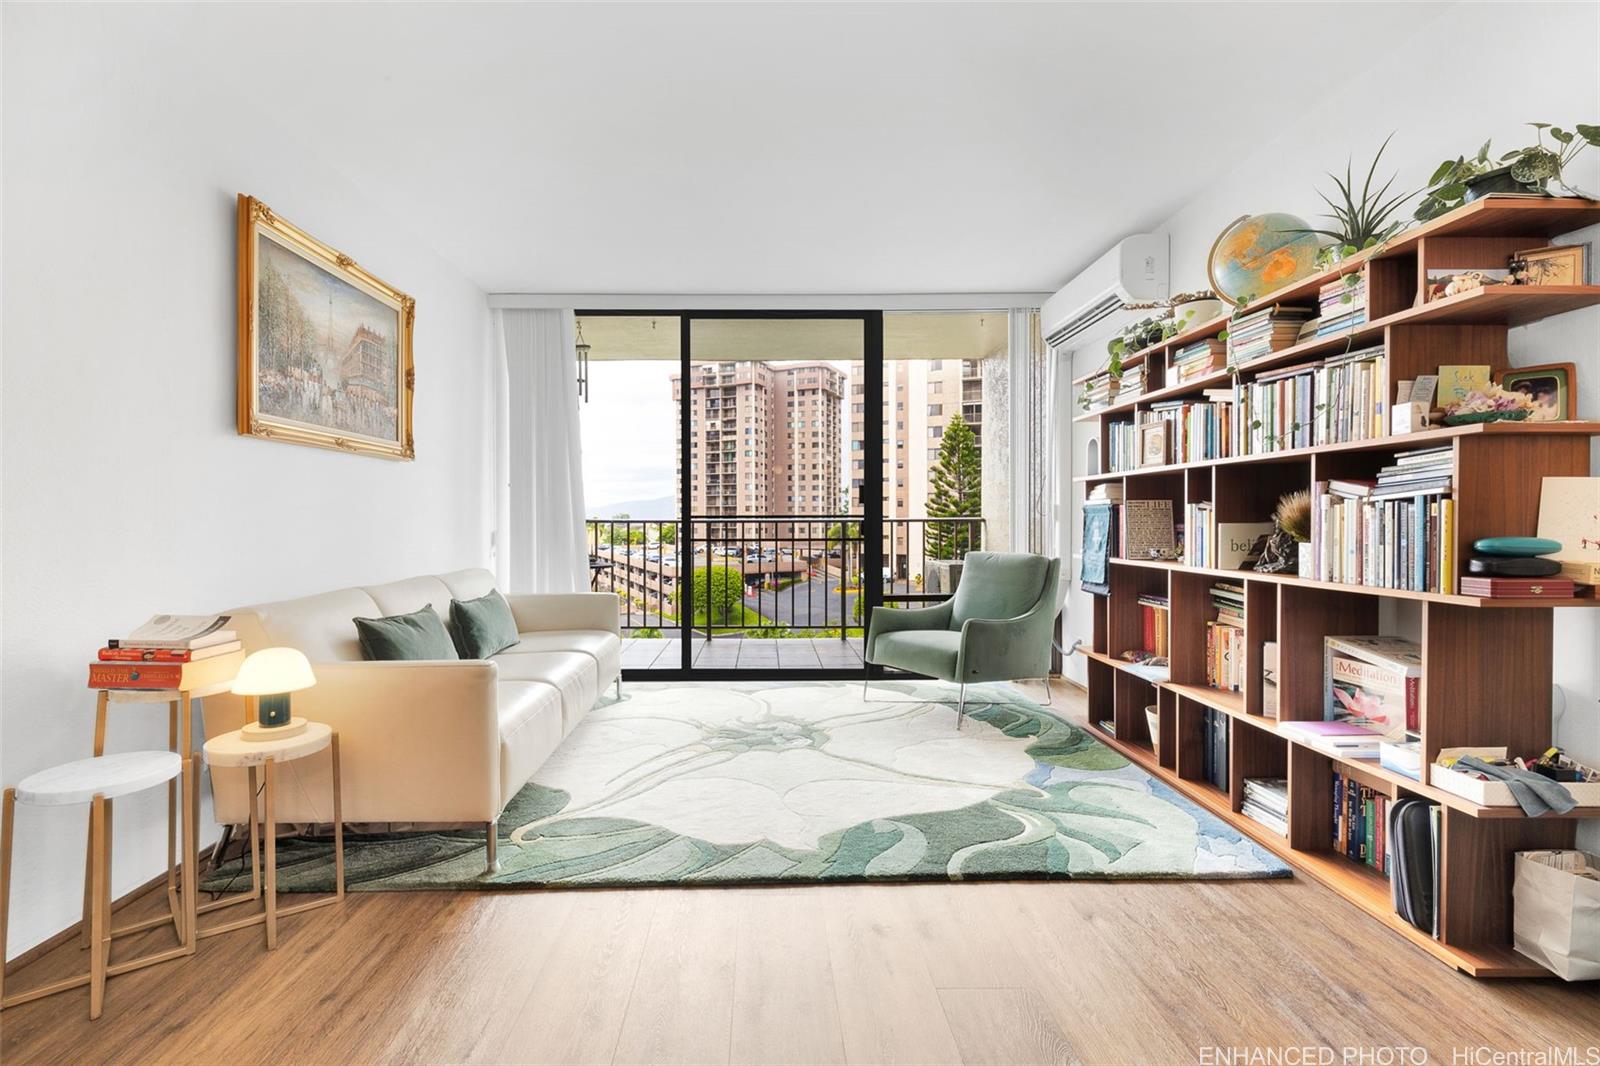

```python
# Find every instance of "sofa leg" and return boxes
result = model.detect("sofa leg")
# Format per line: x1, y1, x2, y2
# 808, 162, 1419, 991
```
615, 675, 622, 700
485, 820, 500, 875
956, 683, 967, 729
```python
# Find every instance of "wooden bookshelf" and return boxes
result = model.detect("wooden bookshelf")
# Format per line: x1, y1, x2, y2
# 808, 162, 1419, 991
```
1077, 196, 1600, 979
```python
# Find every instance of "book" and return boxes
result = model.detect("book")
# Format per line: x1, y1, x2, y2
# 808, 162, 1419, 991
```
1535, 476, 1600, 585
1282, 719, 1383, 758
87, 649, 245, 691
1216, 522, 1272, 570
98, 640, 243, 663
110, 614, 236, 651
1261, 641, 1279, 718
1458, 576, 1578, 598
1436, 365, 1492, 406
1324, 636, 1422, 737
1123, 499, 1176, 560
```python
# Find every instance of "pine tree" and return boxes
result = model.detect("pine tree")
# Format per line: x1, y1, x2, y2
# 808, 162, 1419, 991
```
925, 414, 982, 559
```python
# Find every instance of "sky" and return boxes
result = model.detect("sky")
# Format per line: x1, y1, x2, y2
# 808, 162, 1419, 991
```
580, 358, 856, 517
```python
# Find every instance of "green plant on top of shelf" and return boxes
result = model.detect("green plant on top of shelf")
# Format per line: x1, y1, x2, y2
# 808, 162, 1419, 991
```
1106, 313, 1179, 363
1416, 123, 1600, 220
1290, 134, 1415, 255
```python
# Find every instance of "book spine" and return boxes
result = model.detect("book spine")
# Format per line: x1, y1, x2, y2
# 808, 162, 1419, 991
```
1406, 676, 1419, 734
98, 647, 194, 663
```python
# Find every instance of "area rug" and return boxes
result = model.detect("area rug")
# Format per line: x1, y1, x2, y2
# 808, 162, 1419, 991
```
202, 680, 1290, 892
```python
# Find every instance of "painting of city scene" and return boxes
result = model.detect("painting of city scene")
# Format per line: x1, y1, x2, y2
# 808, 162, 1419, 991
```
237, 195, 414, 459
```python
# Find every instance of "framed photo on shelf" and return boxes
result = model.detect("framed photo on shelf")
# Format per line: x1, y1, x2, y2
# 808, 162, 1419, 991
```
1137, 420, 1170, 467
237, 194, 416, 460
1499, 363, 1577, 422
1509, 244, 1590, 287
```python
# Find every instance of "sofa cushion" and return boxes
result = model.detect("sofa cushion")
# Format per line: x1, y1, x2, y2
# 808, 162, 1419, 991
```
438, 568, 498, 602
502, 630, 621, 683
492, 651, 598, 734
495, 681, 564, 808
874, 629, 961, 680
450, 590, 520, 659
354, 606, 460, 661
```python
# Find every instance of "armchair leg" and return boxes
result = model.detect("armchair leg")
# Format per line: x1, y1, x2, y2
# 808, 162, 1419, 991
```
1042, 677, 1054, 706
485, 820, 500, 875
957, 683, 967, 729
861, 676, 870, 702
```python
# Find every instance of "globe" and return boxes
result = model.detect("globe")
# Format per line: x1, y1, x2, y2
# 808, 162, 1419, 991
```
1207, 213, 1323, 304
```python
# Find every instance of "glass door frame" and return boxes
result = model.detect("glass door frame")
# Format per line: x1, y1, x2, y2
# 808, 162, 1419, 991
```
582, 308, 884, 681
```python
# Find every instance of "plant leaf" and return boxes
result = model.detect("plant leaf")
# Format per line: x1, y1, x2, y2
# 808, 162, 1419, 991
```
1576, 123, 1600, 146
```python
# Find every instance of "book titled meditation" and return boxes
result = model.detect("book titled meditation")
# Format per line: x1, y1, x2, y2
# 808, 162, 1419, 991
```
1323, 635, 1421, 739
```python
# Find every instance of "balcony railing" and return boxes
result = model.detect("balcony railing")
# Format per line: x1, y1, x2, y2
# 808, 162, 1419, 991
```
586, 514, 984, 639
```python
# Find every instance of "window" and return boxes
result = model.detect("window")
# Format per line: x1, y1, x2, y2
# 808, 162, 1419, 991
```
928, 404, 942, 416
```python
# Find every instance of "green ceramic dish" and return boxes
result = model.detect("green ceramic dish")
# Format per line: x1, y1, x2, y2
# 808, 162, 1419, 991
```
1442, 409, 1531, 426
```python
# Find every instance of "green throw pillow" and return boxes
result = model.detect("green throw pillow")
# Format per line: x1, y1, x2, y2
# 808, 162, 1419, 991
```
353, 605, 460, 661
449, 590, 520, 659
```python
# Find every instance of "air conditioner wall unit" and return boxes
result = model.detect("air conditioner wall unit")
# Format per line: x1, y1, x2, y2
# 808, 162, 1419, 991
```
1042, 233, 1170, 350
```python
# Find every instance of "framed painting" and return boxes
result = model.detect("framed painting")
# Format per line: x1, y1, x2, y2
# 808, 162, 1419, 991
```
237, 194, 415, 459
1499, 362, 1577, 421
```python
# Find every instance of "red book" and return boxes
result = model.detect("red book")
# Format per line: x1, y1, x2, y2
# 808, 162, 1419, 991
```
88, 663, 186, 689
1458, 577, 1578, 599
1142, 605, 1155, 653
97, 641, 242, 663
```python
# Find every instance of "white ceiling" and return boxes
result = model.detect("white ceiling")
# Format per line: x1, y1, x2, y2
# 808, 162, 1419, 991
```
172, 2, 1444, 295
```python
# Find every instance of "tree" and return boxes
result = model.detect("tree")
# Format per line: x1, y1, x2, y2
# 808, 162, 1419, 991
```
825, 521, 859, 550
925, 414, 982, 559
657, 521, 676, 545
679, 564, 745, 626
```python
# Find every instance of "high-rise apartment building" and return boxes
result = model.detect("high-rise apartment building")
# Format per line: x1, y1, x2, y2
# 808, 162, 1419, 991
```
673, 361, 845, 519
849, 357, 982, 578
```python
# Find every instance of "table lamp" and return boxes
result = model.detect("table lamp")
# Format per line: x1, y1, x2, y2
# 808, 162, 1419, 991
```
231, 647, 316, 737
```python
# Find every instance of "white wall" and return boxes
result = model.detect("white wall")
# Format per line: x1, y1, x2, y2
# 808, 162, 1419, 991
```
1063, 4, 1600, 842
1, 6, 495, 956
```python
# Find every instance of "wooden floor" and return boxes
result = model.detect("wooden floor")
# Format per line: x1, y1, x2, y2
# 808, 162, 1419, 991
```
4, 683, 1597, 1065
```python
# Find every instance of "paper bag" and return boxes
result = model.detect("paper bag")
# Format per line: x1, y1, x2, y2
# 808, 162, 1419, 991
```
1514, 850, 1600, 980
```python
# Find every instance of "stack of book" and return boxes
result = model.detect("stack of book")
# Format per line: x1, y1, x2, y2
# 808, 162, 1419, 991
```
1280, 718, 1383, 759
1333, 770, 1391, 876
1183, 501, 1217, 568
1310, 445, 1456, 594
1080, 370, 1121, 412
1084, 365, 1144, 413
1316, 274, 1367, 337
1205, 583, 1245, 691
1116, 365, 1145, 403
1314, 345, 1386, 444
1137, 593, 1170, 659
1144, 391, 1235, 463
1241, 778, 1289, 837
1169, 338, 1227, 384
1225, 304, 1314, 367
1200, 708, 1230, 791
88, 614, 243, 690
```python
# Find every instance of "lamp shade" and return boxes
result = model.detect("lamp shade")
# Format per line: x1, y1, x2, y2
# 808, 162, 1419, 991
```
231, 647, 316, 696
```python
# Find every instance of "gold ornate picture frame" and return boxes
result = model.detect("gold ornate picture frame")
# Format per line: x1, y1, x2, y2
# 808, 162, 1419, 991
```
237, 194, 415, 459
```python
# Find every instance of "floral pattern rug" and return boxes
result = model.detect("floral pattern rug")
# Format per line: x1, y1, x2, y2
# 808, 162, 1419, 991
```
202, 680, 1290, 891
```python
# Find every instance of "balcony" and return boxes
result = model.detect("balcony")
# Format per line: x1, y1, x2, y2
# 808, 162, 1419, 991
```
585, 513, 984, 661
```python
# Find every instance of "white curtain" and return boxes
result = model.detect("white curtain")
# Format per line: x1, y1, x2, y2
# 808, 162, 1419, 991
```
495, 308, 588, 594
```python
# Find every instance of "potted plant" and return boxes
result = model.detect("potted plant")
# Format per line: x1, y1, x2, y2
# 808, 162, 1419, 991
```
1170, 290, 1225, 332
1256, 491, 1312, 576
1291, 135, 1414, 262
1416, 123, 1599, 221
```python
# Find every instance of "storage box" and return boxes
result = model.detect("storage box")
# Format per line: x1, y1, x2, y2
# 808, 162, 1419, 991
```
1429, 762, 1600, 807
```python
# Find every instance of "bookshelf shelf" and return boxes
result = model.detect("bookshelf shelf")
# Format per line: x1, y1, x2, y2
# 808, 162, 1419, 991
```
1077, 197, 1600, 978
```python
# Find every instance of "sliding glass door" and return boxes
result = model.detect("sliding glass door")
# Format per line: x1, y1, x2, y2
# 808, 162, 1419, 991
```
580, 311, 880, 679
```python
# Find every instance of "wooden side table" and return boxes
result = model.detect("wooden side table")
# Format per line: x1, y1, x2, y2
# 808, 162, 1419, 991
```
86, 679, 233, 952
200, 721, 344, 948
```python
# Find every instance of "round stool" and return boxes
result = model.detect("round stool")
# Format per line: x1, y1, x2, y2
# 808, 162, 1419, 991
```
201, 720, 344, 950
2, 751, 189, 1019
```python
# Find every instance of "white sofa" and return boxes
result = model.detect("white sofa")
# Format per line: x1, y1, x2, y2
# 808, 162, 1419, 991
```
200, 568, 620, 872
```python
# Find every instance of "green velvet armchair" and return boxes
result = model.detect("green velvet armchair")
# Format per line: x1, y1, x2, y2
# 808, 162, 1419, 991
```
864, 552, 1062, 725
